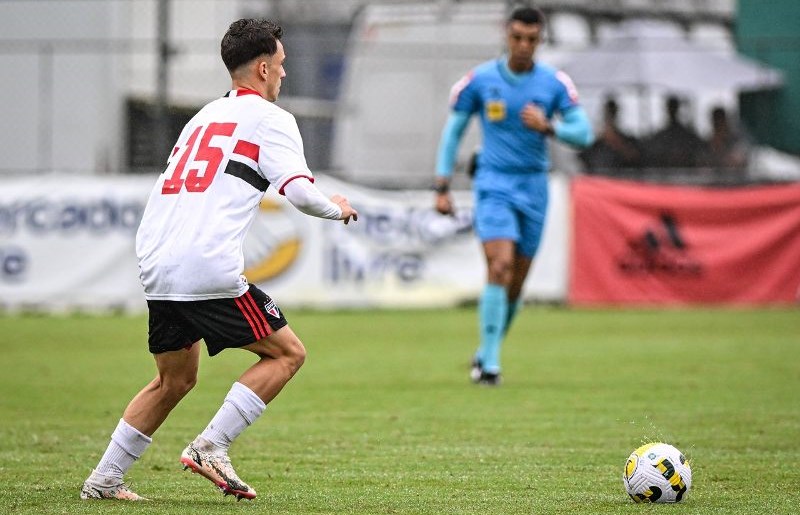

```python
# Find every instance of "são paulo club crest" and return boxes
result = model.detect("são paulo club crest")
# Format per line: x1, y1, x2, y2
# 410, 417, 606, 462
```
264, 299, 280, 318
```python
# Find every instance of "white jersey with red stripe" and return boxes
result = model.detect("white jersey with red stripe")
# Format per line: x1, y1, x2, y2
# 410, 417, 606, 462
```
136, 88, 312, 301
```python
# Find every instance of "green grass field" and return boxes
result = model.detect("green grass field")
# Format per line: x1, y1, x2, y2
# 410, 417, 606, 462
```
1, 307, 798, 514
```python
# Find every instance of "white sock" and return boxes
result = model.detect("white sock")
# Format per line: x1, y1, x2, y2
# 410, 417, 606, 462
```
198, 382, 266, 452
92, 419, 152, 483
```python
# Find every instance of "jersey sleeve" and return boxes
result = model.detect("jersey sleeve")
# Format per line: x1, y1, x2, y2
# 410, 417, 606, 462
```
449, 70, 481, 114
256, 111, 314, 194
553, 70, 581, 114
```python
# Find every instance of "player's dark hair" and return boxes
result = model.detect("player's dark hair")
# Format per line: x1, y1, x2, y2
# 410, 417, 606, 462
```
508, 6, 546, 26
221, 18, 283, 73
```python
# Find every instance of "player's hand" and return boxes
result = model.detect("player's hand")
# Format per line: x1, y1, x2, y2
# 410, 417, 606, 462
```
332, 195, 358, 224
435, 192, 454, 216
521, 103, 552, 134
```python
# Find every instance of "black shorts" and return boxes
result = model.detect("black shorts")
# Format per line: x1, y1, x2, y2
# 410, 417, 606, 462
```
146, 284, 289, 356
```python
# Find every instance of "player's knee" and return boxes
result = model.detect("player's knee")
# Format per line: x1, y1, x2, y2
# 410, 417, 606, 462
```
487, 259, 513, 283
160, 372, 197, 399
286, 338, 306, 374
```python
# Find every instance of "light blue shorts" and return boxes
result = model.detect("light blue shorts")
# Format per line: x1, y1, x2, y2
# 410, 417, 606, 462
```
472, 169, 549, 258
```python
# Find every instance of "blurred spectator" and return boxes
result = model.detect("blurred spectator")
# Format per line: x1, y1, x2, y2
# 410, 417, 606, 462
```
698, 106, 749, 173
579, 97, 642, 174
642, 95, 703, 169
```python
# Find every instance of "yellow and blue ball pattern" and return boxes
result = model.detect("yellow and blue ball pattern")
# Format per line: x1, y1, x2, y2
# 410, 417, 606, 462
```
623, 442, 692, 503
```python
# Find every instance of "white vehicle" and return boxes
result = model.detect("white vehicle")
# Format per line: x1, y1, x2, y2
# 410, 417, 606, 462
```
332, 2, 507, 189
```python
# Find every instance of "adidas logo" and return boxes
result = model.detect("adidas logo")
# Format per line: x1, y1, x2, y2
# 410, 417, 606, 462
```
618, 213, 703, 277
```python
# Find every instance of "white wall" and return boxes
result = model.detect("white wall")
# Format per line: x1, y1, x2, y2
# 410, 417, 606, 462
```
332, 3, 506, 188
0, 1, 119, 174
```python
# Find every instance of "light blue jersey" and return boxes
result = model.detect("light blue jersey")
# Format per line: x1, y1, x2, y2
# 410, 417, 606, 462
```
440, 58, 588, 257
450, 58, 581, 173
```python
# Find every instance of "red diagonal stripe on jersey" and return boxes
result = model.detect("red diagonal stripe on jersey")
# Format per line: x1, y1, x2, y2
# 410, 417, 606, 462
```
244, 291, 272, 336
235, 296, 264, 340
233, 140, 260, 162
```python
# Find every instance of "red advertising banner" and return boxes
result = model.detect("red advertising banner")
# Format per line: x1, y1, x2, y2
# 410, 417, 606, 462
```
569, 176, 800, 305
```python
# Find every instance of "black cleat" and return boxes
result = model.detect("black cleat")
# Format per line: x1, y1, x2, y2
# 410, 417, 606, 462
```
477, 371, 502, 386
470, 357, 483, 383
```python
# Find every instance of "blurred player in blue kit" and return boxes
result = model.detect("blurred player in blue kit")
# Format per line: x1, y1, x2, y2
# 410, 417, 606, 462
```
433, 6, 593, 385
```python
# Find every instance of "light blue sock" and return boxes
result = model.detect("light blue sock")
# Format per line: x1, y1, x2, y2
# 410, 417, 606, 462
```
477, 284, 508, 374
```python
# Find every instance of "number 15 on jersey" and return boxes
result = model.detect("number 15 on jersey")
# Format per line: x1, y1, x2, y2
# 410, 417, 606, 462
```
162, 122, 237, 195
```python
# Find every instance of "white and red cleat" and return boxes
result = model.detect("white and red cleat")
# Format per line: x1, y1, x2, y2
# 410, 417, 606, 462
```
180, 441, 256, 500
80, 477, 148, 501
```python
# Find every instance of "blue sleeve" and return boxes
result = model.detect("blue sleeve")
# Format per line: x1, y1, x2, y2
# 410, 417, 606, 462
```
435, 111, 471, 177
554, 106, 594, 149
451, 70, 481, 114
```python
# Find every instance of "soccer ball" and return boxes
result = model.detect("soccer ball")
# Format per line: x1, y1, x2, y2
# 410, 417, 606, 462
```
623, 442, 692, 503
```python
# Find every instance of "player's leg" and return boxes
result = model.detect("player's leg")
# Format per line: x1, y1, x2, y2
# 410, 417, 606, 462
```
124, 342, 201, 434
501, 172, 547, 336
504, 254, 533, 334
82, 343, 201, 500
476, 239, 515, 382
180, 286, 301, 499
237, 324, 306, 400
472, 183, 519, 384
181, 326, 304, 499
192, 324, 305, 452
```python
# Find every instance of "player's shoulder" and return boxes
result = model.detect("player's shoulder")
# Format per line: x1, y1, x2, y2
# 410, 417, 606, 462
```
262, 102, 299, 133
471, 59, 501, 79
534, 61, 561, 80
537, 62, 579, 92
213, 94, 298, 128
453, 59, 500, 92
251, 98, 296, 123
235, 94, 294, 117
449, 59, 502, 105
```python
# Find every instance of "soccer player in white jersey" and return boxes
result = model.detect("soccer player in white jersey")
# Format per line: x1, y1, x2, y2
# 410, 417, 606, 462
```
80, 19, 357, 502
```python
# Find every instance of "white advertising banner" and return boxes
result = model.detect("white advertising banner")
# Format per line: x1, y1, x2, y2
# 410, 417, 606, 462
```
0, 175, 150, 311
0, 173, 569, 311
